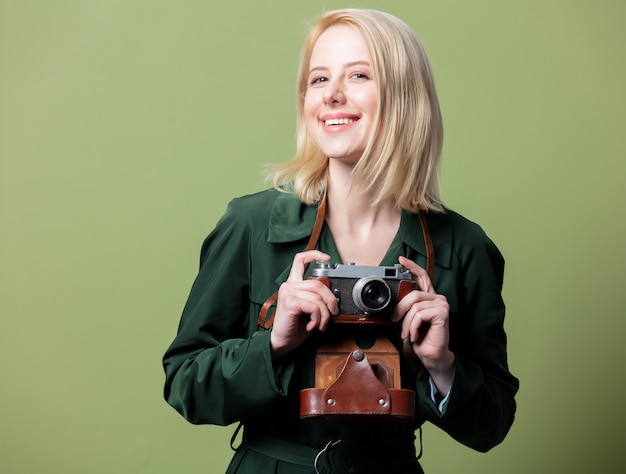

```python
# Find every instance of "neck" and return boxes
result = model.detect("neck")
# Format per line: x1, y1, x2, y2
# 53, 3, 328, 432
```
323, 167, 401, 265
325, 167, 399, 230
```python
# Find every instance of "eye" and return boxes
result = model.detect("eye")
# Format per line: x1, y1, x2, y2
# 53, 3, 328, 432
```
310, 76, 328, 86
351, 72, 370, 80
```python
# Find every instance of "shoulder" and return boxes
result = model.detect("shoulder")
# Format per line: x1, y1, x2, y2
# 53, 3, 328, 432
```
224, 188, 282, 218
203, 188, 310, 251
432, 208, 494, 243
216, 188, 292, 231
429, 208, 504, 267
199, 189, 282, 261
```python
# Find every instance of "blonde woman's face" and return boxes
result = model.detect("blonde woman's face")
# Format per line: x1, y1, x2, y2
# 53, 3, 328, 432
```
304, 24, 378, 165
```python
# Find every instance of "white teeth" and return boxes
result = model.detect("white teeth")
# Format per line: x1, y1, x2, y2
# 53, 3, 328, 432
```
324, 118, 355, 126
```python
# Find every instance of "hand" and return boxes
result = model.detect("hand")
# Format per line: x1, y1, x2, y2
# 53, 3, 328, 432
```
269, 251, 339, 359
391, 256, 455, 394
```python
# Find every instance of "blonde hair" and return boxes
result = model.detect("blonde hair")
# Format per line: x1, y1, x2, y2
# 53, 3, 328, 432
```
269, 9, 444, 213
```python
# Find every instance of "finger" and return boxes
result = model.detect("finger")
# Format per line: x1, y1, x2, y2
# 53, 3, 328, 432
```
401, 305, 428, 341
286, 279, 339, 315
399, 256, 435, 293
287, 251, 331, 282
296, 295, 332, 332
390, 290, 430, 322
306, 307, 331, 332
279, 283, 334, 328
401, 299, 449, 341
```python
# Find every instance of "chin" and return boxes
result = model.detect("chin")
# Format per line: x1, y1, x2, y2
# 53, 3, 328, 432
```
322, 146, 365, 162
326, 153, 362, 164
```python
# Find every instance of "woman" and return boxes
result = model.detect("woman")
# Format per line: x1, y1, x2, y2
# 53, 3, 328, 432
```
163, 9, 518, 474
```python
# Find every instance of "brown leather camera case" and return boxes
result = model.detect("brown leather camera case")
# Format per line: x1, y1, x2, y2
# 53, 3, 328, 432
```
300, 336, 415, 421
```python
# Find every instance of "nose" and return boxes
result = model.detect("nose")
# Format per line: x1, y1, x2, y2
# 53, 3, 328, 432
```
323, 79, 346, 105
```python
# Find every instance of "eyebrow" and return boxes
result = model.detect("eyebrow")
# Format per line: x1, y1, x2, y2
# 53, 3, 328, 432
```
308, 60, 371, 74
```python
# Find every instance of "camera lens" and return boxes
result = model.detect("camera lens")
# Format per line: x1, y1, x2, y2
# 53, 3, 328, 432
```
353, 277, 391, 313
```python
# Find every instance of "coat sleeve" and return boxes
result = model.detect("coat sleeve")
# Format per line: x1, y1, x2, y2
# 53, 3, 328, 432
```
162, 198, 293, 426
416, 222, 519, 452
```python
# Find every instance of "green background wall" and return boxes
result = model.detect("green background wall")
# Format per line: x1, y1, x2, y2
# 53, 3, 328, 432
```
1, 0, 624, 472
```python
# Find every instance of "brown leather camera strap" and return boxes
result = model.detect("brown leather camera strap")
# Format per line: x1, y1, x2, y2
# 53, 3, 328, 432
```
418, 212, 435, 282
257, 193, 327, 329
257, 194, 434, 329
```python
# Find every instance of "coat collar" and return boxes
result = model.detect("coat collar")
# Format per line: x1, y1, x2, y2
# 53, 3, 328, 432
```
267, 192, 319, 243
267, 192, 452, 269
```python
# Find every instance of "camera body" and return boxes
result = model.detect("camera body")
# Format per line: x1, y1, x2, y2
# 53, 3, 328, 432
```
310, 262, 416, 325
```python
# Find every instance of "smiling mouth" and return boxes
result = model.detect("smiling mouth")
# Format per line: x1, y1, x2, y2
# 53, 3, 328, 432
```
324, 118, 357, 126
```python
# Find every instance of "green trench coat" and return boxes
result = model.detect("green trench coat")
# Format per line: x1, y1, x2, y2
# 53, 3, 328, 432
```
163, 189, 519, 474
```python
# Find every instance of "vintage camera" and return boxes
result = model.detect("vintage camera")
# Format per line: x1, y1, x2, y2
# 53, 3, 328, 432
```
310, 262, 416, 325
302, 262, 418, 421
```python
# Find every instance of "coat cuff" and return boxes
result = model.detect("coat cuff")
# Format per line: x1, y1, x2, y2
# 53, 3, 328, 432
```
252, 329, 296, 396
